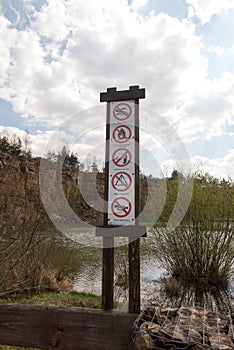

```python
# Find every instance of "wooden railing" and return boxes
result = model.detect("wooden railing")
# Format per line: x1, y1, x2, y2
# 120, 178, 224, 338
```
0, 304, 137, 349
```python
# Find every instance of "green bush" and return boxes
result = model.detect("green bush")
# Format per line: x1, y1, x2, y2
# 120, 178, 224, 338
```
153, 220, 234, 307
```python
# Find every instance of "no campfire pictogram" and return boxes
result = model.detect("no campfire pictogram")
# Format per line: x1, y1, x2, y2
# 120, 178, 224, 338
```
113, 103, 132, 121
112, 148, 131, 167
111, 197, 132, 218
112, 125, 132, 143
111, 171, 132, 192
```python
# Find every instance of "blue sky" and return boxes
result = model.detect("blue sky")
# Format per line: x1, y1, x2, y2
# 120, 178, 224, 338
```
0, 0, 234, 179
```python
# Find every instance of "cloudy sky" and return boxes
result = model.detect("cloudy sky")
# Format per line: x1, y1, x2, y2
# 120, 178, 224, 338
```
0, 0, 234, 179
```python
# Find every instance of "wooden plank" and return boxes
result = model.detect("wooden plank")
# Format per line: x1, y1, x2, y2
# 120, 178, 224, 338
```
96, 226, 146, 237
101, 101, 115, 311
0, 305, 137, 350
100, 86, 146, 102
128, 99, 141, 314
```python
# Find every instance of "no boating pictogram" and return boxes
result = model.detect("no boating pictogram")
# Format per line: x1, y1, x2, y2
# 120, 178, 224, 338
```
112, 148, 131, 167
112, 125, 132, 143
113, 103, 132, 121
111, 171, 132, 192
111, 197, 132, 218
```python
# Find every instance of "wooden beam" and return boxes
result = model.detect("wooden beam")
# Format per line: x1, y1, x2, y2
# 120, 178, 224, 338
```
128, 99, 141, 314
128, 238, 141, 313
102, 101, 114, 311
102, 237, 114, 310
96, 226, 146, 237
0, 305, 137, 350
100, 86, 146, 102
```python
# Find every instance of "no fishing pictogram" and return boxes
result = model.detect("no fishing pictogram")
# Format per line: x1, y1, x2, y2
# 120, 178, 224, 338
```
112, 125, 132, 143
112, 148, 131, 167
111, 197, 132, 218
113, 103, 132, 121
111, 171, 132, 192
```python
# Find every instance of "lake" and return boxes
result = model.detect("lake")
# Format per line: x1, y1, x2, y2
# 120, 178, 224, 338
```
57, 228, 164, 308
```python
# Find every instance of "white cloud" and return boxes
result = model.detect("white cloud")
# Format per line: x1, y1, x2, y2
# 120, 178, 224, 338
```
0, 16, 17, 87
31, 0, 68, 41
0, 126, 54, 156
160, 150, 234, 179
174, 72, 234, 141
0, 0, 234, 180
177, 117, 205, 142
208, 45, 225, 57
191, 150, 234, 179
131, 0, 148, 11
0, 1, 208, 128
186, 0, 234, 24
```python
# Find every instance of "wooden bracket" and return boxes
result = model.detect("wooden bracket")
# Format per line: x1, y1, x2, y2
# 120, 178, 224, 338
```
96, 225, 147, 238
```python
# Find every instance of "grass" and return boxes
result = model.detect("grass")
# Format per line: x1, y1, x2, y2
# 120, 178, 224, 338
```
0, 290, 102, 309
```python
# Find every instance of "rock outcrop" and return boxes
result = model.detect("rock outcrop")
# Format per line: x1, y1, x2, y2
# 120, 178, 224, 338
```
0, 150, 156, 229
0, 151, 104, 228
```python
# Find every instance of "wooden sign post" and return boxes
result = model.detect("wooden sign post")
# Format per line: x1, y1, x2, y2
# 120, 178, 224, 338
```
96, 86, 146, 313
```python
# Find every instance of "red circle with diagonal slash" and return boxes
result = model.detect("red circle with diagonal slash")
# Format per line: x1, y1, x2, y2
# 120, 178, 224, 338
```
111, 171, 132, 192
112, 148, 131, 167
112, 125, 132, 143
113, 103, 132, 121
111, 197, 132, 218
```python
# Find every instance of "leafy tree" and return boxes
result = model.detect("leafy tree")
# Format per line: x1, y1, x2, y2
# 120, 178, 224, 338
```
170, 169, 178, 180
58, 145, 70, 165
46, 150, 58, 163
21, 130, 32, 157
9, 136, 22, 156
0, 135, 22, 156
0, 136, 10, 153
91, 156, 99, 173
46, 146, 81, 168
68, 152, 79, 168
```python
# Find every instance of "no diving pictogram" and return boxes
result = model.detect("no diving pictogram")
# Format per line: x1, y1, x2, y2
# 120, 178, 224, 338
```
111, 197, 132, 218
113, 125, 132, 143
113, 148, 131, 167
111, 171, 132, 192
113, 103, 132, 121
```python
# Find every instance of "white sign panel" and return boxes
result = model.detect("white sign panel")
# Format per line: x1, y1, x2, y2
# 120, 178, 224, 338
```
108, 100, 135, 225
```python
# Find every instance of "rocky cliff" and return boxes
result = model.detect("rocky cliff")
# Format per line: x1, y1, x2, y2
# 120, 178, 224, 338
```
0, 151, 104, 229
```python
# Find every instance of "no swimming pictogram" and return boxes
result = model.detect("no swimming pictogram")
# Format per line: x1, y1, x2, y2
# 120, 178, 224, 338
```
111, 171, 132, 192
111, 197, 132, 218
112, 148, 131, 167
113, 103, 132, 121
112, 125, 132, 143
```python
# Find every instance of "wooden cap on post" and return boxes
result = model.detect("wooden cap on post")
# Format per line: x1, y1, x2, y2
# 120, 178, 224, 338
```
100, 85, 146, 102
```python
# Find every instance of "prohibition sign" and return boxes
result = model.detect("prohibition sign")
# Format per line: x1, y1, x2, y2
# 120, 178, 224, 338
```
113, 103, 132, 121
111, 197, 132, 218
112, 125, 132, 143
111, 171, 132, 192
113, 148, 131, 167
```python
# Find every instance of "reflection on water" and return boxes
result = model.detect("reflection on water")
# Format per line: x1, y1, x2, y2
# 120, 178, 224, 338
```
73, 250, 102, 296
63, 230, 165, 307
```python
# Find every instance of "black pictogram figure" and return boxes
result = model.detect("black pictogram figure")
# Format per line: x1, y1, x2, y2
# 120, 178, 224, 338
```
111, 171, 132, 191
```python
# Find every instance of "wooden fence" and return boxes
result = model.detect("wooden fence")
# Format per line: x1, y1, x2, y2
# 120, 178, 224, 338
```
0, 304, 137, 349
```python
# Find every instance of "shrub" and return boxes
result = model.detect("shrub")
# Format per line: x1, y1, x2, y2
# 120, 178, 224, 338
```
0, 218, 73, 297
153, 220, 234, 308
